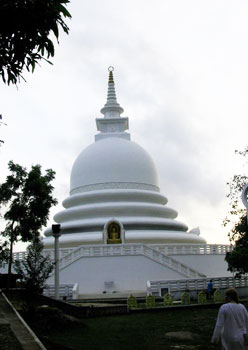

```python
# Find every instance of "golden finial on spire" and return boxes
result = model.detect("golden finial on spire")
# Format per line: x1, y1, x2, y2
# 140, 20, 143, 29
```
108, 66, 114, 83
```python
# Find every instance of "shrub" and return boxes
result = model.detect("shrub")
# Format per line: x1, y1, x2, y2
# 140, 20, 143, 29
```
181, 292, 190, 305
214, 289, 223, 303
163, 293, 173, 306
127, 295, 137, 309
145, 294, 156, 308
198, 291, 207, 304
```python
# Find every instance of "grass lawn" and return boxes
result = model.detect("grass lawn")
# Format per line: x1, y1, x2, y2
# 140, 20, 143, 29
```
6, 291, 226, 350
38, 307, 219, 350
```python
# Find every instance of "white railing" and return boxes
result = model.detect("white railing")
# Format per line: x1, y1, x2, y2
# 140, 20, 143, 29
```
10, 244, 232, 263
13, 251, 27, 260
1, 244, 231, 277
0, 251, 28, 272
11, 248, 74, 261
52, 244, 205, 279
142, 245, 205, 278
0, 249, 74, 273
43, 283, 78, 300
147, 276, 248, 297
152, 244, 232, 255
43, 248, 74, 260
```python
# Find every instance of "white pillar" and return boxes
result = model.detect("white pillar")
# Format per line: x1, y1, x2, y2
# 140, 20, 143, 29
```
52, 224, 61, 300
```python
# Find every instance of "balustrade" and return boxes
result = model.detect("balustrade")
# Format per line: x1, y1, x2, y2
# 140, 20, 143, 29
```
4, 243, 232, 280
147, 276, 248, 297
151, 244, 232, 256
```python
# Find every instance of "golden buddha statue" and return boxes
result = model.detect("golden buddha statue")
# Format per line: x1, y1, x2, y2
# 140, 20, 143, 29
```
107, 223, 121, 244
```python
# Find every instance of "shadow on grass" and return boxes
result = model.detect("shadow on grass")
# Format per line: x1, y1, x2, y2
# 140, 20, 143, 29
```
36, 308, 219, 350
0, 324, 22, 350
7, 291, 223, 350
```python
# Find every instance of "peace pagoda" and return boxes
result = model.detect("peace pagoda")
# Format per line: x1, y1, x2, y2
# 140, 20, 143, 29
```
43, 68, 231, 297
44, 68, 206, 248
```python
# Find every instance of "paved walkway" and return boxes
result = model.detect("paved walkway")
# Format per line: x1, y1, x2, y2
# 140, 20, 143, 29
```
0, 292, 46, 350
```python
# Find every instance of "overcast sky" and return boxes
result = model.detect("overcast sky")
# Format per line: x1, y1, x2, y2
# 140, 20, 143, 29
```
1, 0, 248, 251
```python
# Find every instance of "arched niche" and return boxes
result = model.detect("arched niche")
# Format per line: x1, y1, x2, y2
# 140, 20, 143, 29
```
103, 219, 125, 244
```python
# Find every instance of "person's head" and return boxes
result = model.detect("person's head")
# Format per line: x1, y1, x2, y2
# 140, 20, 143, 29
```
225, 288, 239, 303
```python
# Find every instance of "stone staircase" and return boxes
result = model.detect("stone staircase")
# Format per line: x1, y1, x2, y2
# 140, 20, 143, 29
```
50, 243, 206, 279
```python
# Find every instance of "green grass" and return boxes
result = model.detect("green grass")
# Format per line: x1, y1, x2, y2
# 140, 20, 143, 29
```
38, 308, 219, 350
6, 291, 224, 350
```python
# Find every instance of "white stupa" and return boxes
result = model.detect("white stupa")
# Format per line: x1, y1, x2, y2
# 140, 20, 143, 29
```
44, 68, 206, 249
43, 68, 231, 296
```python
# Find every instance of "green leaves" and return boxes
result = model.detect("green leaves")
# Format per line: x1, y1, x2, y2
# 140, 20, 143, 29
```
14, 238, 54, 293
0, 0, 71, 85
0, 160, 57, 248
224, 147, 248, 276
0, 240, 9, 263
0, 160, 57, 281
225, 246, 248, 276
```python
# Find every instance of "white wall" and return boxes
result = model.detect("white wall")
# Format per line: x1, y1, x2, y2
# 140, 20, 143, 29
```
174, 255, 232, 277
46, 255, 184, 295
46, 252, 232, 295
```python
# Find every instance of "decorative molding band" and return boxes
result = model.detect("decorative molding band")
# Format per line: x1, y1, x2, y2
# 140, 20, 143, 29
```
70, 182, 160, 195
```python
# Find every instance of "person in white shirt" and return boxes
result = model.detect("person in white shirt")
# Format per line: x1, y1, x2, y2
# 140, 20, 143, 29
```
211, 288, 248, 350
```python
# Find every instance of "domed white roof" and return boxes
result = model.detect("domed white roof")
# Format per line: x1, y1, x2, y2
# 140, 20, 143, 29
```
70, 137, 159, 194
44, 68, 207, 248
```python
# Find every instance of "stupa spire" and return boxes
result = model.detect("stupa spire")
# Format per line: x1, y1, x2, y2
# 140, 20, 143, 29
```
109, 69, 114, 83
100, 66, 124, 118
95, 67, 130, 141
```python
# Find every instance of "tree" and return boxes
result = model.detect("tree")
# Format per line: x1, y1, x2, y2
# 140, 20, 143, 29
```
0, 240, 9, 263
0, 114, 7, 145
0, 0, 71, 85
225, 214, 248, 276
0, 161, 57, 283
14, 237, 54, 293
224, 148, 248, 276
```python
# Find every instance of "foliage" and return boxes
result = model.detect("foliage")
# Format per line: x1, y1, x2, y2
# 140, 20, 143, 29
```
0, 114, 7, 145
14, 238, 54, 293
225, 209, 248, 276
0, 240, 9, 263
223, 148, 248, 237
127, 295, 137, 309
213, 289, 223, 303
0, 0, 71, 85
225, 243, 248, 276
163, 293, 173, 306
145, 294, 155, 308
181, 292, 190, 305
223, 148, 248, 276
197, 291, 207, 304
0, 161, 57, 278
